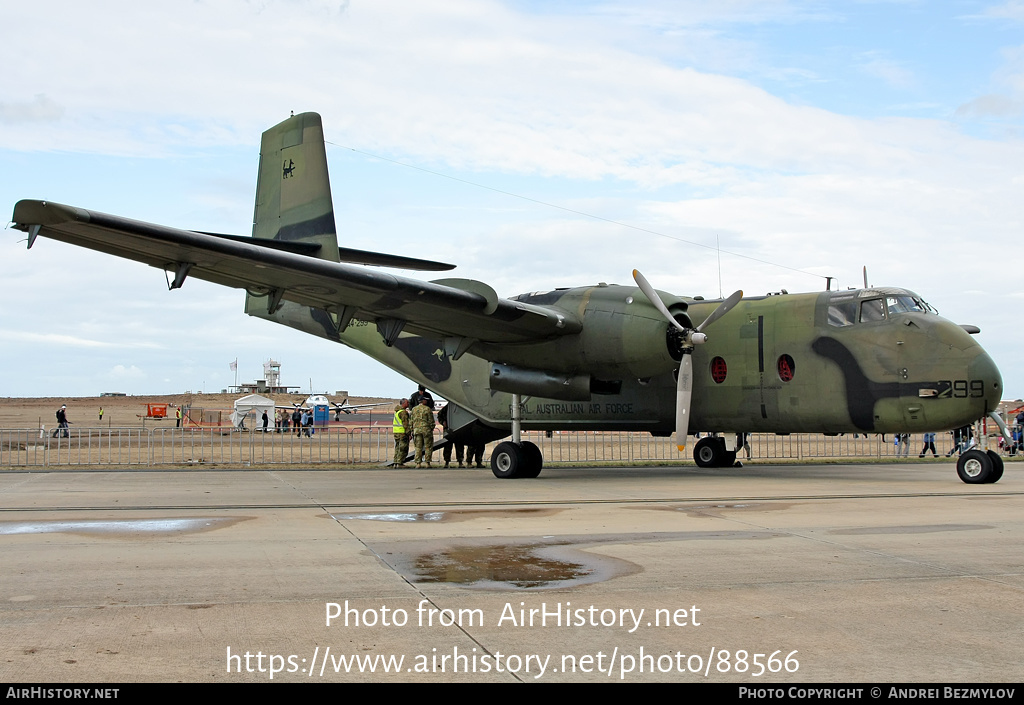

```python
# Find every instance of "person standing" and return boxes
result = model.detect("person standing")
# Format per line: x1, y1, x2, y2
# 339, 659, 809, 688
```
947, 425, 972, 457
409, 384, 434, 410
438, 403, 464, 468
919, 432, 938, 458
175, 406, 182, 428
392, 399, 410, 467
262, 410, 269, 433
410, 397, 436, 468
53, 405, 70, 438
98, 407, 103, 423
738, 432, 751, 459
1014, 410, 1024, 455
466, 438, 486, 468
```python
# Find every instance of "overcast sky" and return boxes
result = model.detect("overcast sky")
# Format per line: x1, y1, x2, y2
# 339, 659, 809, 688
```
3, 0, 1023, 402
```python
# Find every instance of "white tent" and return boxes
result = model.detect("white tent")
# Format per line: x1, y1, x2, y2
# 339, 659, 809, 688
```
231, 394, 275, 430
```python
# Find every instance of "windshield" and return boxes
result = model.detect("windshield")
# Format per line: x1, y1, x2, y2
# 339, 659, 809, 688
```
827, 291, 936, 327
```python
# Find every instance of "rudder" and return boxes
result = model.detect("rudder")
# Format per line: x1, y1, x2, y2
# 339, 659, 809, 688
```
246, 112, 339, 321
250, 112, 339, 260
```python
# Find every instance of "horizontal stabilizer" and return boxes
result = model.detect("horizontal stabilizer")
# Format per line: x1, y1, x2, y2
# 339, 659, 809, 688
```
336, 246, 454, 271
197, 231, 322, 256
198, 232, 455, 270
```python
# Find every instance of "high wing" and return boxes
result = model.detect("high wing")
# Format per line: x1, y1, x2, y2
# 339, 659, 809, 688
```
335, 401, 391, 413
272, 398, 390, 412
10, 199, 580, 345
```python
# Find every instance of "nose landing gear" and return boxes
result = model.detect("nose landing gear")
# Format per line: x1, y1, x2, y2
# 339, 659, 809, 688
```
956, 449, 1003, 484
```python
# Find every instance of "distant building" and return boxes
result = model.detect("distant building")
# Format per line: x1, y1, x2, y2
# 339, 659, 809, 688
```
228, 359, 301, 395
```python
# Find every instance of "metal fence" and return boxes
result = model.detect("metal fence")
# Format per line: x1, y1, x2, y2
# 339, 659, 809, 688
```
0, 426, 990, 468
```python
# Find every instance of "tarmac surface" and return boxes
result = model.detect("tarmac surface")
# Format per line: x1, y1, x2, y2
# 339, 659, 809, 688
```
1, 461, 1021, 683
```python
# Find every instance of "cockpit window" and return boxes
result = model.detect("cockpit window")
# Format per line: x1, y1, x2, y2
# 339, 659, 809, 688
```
827, 301, 858, 327
860, 299, 886, 322
828, 292, 937, 327
886, 296, 925, 316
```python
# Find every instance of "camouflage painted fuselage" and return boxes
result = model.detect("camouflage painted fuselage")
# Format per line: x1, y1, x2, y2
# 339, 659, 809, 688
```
264, 281, 1000, 437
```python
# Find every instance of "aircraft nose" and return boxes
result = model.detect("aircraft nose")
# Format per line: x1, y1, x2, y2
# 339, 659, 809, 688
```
970, 350, 1002, 414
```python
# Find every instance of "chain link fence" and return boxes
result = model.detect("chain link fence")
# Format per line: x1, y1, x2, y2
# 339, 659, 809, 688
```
0, 426, 1000, 468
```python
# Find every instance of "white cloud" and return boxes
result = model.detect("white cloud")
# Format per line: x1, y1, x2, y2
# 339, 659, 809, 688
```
106, 364, 146, 380
858, 53, 916, 90
0, 95, 64, 124
983, 0, 1024, 22
0, 331, 159, 349
3, 0, 1024, 397
956, 93, 1024, 117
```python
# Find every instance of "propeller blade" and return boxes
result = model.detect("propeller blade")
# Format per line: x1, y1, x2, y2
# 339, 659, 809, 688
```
633, 269, 685, 332
633, 272, 738, 453
696, 289, 743, 333
676, 354, 693, 450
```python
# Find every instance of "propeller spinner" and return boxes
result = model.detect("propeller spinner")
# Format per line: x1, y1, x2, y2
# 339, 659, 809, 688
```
632, 270, 742, 451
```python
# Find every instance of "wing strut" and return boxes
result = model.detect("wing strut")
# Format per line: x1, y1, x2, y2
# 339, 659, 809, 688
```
328, 306, 356, 335
444, 336, 478, 361
376, 318, 406, 346
165, 262, 193, 290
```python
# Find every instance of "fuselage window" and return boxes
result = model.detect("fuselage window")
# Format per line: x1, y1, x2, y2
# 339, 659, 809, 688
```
860, 299, 886, 323
710, 356, 728, 384
828, 301, 858, 327
778, 354, 795, 382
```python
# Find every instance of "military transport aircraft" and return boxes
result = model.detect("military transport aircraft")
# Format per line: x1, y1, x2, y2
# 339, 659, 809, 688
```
10, 112, 1008, 483
280, 394, 389, 416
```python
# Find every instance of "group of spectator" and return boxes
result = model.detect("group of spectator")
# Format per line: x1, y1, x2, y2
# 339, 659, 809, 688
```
393, 385, 486, 468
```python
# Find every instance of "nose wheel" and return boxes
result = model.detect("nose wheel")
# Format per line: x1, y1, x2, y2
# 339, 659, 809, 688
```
956, 449, 1003, 484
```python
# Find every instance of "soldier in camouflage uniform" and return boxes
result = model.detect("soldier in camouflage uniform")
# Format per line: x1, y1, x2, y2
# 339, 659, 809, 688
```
410, 397, 436, 467
392, 399, 410, 467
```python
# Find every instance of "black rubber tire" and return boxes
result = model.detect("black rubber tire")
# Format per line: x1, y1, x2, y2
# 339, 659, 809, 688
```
957, 449, 992, 484
694, 437, 724, 468
985, 450, 1004, 484
519, 441, 544, 478
491, 441, 525, 479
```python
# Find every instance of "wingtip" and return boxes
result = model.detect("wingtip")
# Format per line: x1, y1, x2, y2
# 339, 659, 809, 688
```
677, 444, 686, 452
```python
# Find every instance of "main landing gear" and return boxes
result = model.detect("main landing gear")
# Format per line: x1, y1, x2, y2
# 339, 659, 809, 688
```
490, 440, 543, 479
956, 449, 1003, 484
693, 436, 738, 468
490, 392, 544, 479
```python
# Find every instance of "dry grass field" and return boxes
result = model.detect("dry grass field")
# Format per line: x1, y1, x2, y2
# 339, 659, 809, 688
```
0, 392, 397, 431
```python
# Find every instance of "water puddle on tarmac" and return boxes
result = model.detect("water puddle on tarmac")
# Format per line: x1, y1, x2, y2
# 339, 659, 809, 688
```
829, 524, 990, 535
665, 502, 792, 518
0, 517, 246, 537
332, 512, 446, 523
379, 540, 636, 591
331, 508, 560, 523
415, 544, 591, 589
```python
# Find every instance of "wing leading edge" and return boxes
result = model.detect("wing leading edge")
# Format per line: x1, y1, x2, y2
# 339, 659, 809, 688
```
11, 199, 580, 345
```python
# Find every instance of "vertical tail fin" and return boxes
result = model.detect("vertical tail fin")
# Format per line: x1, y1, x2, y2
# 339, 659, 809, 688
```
246, 112, 340, 321
251, 112, 339, 261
